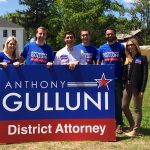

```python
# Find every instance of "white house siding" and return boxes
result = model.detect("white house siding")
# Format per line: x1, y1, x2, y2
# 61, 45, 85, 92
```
0, 27, 24, 54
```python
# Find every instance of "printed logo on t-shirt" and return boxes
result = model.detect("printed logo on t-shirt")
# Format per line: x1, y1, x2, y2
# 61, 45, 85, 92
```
3, 59, 10, 63
31, 51, 47, 63
85, 53, 92, 63
103, 52, 119, 62
60, 55, 69, 64
135, 58, 141, 64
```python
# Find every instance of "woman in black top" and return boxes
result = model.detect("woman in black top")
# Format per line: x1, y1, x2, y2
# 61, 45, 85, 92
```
122, 38, 148, 137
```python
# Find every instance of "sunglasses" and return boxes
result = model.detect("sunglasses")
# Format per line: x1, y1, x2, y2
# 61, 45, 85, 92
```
126, 44, 134, 47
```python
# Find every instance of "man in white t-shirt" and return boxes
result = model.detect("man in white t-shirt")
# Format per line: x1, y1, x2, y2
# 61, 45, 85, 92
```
54, 31, 86, 69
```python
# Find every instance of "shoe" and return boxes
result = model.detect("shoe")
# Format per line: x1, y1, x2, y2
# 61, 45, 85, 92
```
116, 125, 123, 134
125, 130, 138, 137
128, 126, 134, 132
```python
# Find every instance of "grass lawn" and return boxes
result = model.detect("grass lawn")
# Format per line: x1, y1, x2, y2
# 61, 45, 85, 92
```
0, 70, 150, 150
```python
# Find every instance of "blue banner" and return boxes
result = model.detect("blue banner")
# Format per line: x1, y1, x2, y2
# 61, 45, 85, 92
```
0, 65, 115, 143
0, 65, 115, 120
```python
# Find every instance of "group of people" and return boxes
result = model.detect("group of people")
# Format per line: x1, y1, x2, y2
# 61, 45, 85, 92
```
0, 26, 148, 137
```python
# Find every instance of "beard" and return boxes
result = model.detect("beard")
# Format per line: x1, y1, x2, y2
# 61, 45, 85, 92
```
38, 37, 45, 42
106, 37, 117, 42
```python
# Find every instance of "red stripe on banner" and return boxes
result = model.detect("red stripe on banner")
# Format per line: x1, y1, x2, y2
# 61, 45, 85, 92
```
0, 119, 116, 144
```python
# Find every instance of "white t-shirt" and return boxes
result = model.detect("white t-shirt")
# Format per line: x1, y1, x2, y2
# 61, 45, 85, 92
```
54, 46, 86, 65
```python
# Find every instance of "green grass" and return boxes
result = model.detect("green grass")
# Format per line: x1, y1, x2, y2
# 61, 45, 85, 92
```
0, 70, 150, 150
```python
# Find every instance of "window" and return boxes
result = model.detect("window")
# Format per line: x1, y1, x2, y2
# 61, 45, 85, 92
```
3, 30, 7, 37
12, 30, 16, 36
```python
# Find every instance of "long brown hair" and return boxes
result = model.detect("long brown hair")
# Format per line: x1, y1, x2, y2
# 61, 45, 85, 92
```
124, 38, 141, 65
126, 38, 141, 55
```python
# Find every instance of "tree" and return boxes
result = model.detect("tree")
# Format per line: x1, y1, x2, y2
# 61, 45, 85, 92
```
17, 0, 53, 40
47, 0, 125, 50
4, 0, 127, 50
127, 0, 150, 44
114, 17, 137, 33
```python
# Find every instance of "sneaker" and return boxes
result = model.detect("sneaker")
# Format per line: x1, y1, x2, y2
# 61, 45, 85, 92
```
116, 125, 123, 134
125, 130, 138, 137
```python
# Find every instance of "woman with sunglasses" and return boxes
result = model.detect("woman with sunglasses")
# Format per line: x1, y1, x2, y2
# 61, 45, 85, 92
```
0, 36, 19, 68
122, 38, 148, 136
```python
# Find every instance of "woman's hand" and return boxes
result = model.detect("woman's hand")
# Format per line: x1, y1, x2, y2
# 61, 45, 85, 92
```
138, 92, 144, 99
0, 62, 8, 68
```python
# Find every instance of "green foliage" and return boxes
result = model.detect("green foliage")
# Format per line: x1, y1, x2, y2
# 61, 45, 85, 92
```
16, 0, 53, 41
47, 0, 122, 50
127, 0, 150, 44
114, 17, 138, 33
3, 0, 149, 50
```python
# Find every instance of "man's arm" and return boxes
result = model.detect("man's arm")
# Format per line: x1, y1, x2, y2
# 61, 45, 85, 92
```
67, 61, 79, 70
97, 60, 102, 64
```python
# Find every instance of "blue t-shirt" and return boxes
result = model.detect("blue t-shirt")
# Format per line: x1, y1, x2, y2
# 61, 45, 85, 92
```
98, 42, 125, 79
21, 42, 54, 65
75, 43, 98, 64
0, 52, 16, 64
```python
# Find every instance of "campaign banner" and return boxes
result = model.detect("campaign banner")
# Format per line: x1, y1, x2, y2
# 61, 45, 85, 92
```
0, 65, 115, 143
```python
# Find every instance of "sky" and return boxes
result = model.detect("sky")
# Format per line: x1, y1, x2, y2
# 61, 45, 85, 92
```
0, 0, 26, 16
0, 0, 134, 16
